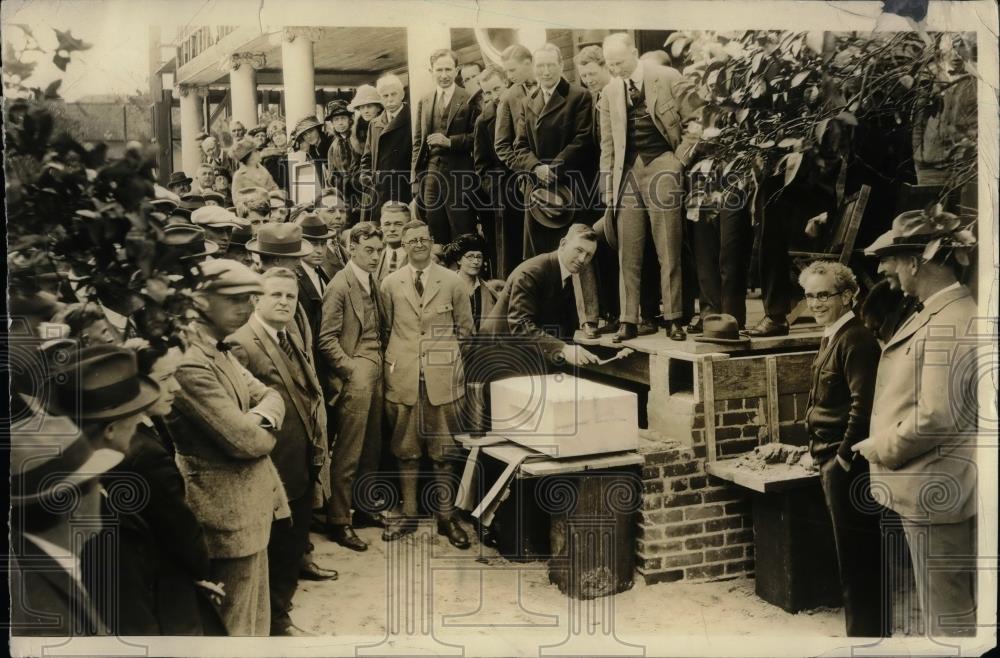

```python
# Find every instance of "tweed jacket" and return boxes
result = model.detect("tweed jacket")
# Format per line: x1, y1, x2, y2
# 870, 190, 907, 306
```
168, 322, 290, 559
868, 285, 979, 523
230, 316, 328, 502
379, 262, 475, 406
318, 263, 384, 397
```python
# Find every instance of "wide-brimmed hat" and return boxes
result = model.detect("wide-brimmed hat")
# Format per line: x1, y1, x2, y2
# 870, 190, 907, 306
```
527, 182, 576, 229
168, 171, 193, 187
863, 207, 977, 260
228, 224, 254, 250
247, 125, 266, 137
694, 313, 750, 345
52, 344, 161, 422
348, 84, 383, 111
324, 99, 352, 120
10, 411, 123, 506
151, 197, 179, 213
245, 223, 314, 257
290, 116, 323, 144
297, 212, 335, 240
231, 137, 258, 163
198, 258, 264, 295
162, 224, 220, 260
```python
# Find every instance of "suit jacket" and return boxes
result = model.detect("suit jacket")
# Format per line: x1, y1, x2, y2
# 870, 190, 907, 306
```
230, 316, 327, 501
168, 322, 290, 559
320, 241, 350, 281
318, 263, 384, 399
411, 85, 479, 188
494, 82, 534, 170
360, 103, 412, 220
380, 262, 474, 406
10, 533, 109, 636
868, 285, 978, 523
599, 61, 701, 238
474, 100, 505, 199
296, 265, 327, 340
376, 245, 408, 283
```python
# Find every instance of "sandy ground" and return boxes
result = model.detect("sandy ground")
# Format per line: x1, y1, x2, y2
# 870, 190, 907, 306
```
290, 521, 846, 654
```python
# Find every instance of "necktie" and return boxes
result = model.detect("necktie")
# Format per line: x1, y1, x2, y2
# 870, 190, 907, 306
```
369, 273, 386, 345
414, 269, 424, 298
627, 79, 641, 107
278, 330, 297, 363
389, 249, 398, 272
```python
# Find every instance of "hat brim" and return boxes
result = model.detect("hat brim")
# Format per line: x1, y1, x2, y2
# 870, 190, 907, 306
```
11, 447, 124, 506
179, 239, 221, 260
75, 377, 161, 422
864, 242, 928, 257
244, 239, 313, 257
694, 334, 751, 345
528, 185, 575, 229
302, 230, 336, 240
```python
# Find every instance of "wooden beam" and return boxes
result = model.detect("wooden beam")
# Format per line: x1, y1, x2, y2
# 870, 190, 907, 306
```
703, 358, 718, 462
765, 356, 780, 443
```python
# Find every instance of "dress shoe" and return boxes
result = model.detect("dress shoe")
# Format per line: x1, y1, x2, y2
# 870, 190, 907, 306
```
273, 623, 316, 637
637, 319, 659, 336
743, 316, 789, 337
667, 320, 686, 341
299, 560, 338, 581
686, 315, 704, 334
581, 322, 599, 340
330, 524, 368, 552
353, 510, 386, 528
478, 525, 499, 548
612, 322, 638, 343
596, 321, 620, 336
437, 517, 471, 550
381, 517, 418, 542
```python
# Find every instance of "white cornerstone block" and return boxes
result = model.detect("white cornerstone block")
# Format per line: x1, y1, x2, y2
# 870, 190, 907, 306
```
490, 375, 639, 458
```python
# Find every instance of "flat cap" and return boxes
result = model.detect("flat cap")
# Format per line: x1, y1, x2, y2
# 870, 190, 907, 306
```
197, 258, 264, 295
192, 205, 245, 228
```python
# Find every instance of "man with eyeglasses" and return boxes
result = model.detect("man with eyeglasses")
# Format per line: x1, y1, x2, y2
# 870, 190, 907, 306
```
799, 260, 886, 637
379, 220, 475, 549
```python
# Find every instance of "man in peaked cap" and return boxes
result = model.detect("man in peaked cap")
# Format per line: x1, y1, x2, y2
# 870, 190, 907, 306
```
192, 205, 247, 254
167, 259, 288, 636
852, 208, 979, 637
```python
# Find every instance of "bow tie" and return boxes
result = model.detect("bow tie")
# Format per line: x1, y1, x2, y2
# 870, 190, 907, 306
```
216, 340, 232, 353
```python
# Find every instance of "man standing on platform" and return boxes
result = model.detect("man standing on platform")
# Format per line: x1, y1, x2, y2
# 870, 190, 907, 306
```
318, 222, 387, 553
599, 32, 701, 343
412, 48, 480, 244
473, 65, 514, 277
799, 260, 886, 637
853, 210, 979, 637
360, 74, 412, 222
375, 201, 410, 282
230, 268, 336, 637
379, 220, 474, 549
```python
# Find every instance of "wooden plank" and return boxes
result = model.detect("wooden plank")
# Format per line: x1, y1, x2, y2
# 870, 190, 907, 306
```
711, 351, 817, 400
838, 185, 870, 264
765, 356, 781, 444
705, 460, 820, 493
519, 451, 643, 477
703, 358, 718, 463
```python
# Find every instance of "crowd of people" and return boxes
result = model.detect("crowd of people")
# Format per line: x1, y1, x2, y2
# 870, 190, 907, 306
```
8, 32, 980, 641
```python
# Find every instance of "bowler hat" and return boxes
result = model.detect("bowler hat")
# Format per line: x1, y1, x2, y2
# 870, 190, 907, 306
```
527, 182, 576, 229
348, 85, 383, 111
10, 411, 123, 506
198, 258, 264, 295
52, 344, 161, 422
297, 213, 335, 240
168, 171, 192, 187
693, 313, 750, 345
231, 137, 258, 163
162, 224, 220, 260
290, 116, 323, 144
245, 223, 314, 257
324, 99, 352, 120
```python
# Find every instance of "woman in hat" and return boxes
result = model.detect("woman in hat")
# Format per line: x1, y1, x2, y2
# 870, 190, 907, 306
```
290, 116, 326, 198
447, 233, 500, 332
324, 100, 361, 223
231, 137, 279, 210
262, 118, 289, 192
347, 84, 383, 156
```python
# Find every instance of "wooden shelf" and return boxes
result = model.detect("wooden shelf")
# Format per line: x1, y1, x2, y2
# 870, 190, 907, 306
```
705, 459, 820, 494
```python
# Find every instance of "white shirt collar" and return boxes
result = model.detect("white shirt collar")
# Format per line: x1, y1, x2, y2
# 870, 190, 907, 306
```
823, 310, 855, 339
349, 260, 372, 294
23, 532, 83, 588
303, 264, 323, 293
385, 105, 402, 122
920, 281, 961, 310
628, 61, 644, 88
437, 84, 455, 104
253, 312, 283, 343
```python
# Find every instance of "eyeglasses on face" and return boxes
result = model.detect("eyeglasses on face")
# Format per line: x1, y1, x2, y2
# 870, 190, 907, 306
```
804, 290, 845, 302
404, 237, 432, 246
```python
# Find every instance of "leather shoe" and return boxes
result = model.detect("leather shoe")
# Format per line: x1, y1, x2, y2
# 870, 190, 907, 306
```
637, 320, 659, 336
437, 517, 470, 549
381, 517, 418, 542
330, 525, 368, 552
596, 321, 620, 336
581, 322, 599, 340
668, 320, 686, 342
612, 322, 638, 343
686, 315, 703, 334
299, 560, 338, 581
353, 510, 386, 528
743, 316, 789, 337
273, 623, 315, 637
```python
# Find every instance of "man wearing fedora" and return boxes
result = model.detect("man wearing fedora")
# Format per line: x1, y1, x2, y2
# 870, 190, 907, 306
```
230, 267, 335, 636
411, 48, 481, 245
379, 219, 475, 549
360, 73, 412, 223
295, 213, 335, 337
168, 170, 193, 195
318, 222, 388, 552
508, 43, 598, 258
227, 223, 256, 268
797, 261, 886, 637
168, 259, 289, 636
599, 33, 701, 343
852, 209, 979, 637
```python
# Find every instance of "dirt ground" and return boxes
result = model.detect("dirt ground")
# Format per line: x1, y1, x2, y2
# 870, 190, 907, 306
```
290, 521, 846, 654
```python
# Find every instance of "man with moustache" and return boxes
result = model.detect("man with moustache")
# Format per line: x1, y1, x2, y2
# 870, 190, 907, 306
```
412, 49, 481, 244
318, 222, 387, 552
360, 73, 413, 222
473, 65, 515, 277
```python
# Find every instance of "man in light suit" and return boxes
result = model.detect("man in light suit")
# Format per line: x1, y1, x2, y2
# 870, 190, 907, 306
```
230, 268, 335, 636
599, 32, 701, 342
168, 259, 288, 636
854, 210, 979, 637
375, 201, 410, 282
360, 73, 413, 222
318, 222, 387, 553
380, 219, 475, 549
411, 48, 481, 244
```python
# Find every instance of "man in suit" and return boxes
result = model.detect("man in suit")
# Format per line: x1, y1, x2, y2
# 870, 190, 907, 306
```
375, 201, 410, 282
799, 261, 886, 637
318, 222, 387, 552
412, 48, 481, 244
230, 268, 335, 636
168, 259, 288, 636
853, 211, 979, 637
295, 213, 335, 339
473, 65, 515, 278
360, 73, 413, 223
508, 43, 597, 258
481, 223, 601, 372
317, 189, 350, 280
599, 32, 701, 343
379, 219, 475, 549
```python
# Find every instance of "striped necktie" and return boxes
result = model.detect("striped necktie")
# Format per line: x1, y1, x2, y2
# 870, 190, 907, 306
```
278, 330, 297, 364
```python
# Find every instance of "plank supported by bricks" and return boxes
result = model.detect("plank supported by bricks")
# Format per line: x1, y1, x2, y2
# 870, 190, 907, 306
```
765, 356, 780, 444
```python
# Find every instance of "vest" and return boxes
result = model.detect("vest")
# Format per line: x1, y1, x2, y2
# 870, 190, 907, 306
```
428, 91, 452, 165
356, 286, 382, 364
625, 81, 671, 166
